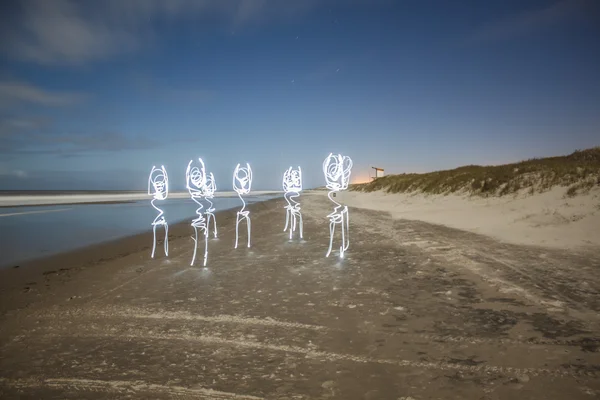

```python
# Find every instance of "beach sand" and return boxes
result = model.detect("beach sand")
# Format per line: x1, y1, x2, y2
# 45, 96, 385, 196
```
1, 194, 599, 399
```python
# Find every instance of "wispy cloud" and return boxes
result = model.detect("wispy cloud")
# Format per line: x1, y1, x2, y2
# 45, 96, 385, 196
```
0, 167, 27, 178
0, 0, 333, 66
3, 0, 141, 65
1, 132, 159, 157
0, 81, 86, 108
0, 115, 157, 156
35, 132, 158, 153
132, 73, 216, 103
464, 0, 594, 45
0, 115, 52, 136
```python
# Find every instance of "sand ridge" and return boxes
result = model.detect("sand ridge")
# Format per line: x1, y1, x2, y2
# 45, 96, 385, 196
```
325, 187, 600, 249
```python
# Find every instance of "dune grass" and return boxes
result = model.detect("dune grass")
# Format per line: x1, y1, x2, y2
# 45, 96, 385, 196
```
351, 147, 600, 197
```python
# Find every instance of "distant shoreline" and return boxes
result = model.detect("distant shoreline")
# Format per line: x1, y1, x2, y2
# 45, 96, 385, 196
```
0, 191, 283, 208
0, 200, 138, 209
0, 190, 147, 195
0, 190, 283, 196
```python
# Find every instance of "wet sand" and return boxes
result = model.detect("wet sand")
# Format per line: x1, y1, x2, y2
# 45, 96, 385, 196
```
0, 200, 138, 208
1, 194, 599, 399
0, 191, 282, 208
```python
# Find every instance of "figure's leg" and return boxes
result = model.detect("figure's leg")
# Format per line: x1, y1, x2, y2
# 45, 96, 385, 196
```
213, 213, 218, 239
326, 220, 335, 257
164, 223, 169, 256
151, 224, 157, 258
343, 208, 350, 251
299, 211, 303, 239
235, 213, 240, 249
340, 216, 345, 258
205, 213, 211, 236
203, 228, 209, 267
284, 208, 290, 232
191, 226, 198, 266
247, 214, 251, 248
292, 212, 297, 232
206, 213, 212, 238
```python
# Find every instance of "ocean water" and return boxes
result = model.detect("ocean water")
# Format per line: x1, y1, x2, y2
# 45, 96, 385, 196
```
0, 194, 279, 268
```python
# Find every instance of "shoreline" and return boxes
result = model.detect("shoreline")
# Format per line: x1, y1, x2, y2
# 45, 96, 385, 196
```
0, 194, 284, 270
0, 197, 282, 293
0, 191, 283, 208
0, 200, 139, 209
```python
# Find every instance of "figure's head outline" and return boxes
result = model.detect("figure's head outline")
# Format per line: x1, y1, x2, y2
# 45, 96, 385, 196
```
204, 172, 216, 197
323, 153, 352, 191
148, 165, 169, 200
233, 163, 252, 195
186, 158, 207, 196
283, 166, 302, 193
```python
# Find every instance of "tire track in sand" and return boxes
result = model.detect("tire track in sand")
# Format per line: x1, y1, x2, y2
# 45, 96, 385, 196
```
35, 330, 598, 378
28, 307, 599, 348
0, 377, 264, 399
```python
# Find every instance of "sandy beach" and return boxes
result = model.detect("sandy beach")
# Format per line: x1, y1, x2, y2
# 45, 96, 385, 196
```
1, 193, 599, 399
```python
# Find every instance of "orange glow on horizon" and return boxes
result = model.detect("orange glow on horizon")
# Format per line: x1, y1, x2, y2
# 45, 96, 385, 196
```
351, 173, 372, 184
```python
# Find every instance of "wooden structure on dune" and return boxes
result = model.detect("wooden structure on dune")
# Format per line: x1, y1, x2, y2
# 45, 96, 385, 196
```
371, 167, 384, 180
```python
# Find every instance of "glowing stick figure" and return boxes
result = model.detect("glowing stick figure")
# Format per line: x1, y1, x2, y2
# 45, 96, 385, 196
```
323, 153, 352, 258
204, 171, 218, 240
186, 158, 209, 266
283, 166, 303, 240
233, 163, 252, 248
148, 165, 169, 258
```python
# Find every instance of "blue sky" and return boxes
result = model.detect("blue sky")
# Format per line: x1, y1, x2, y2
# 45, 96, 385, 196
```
0, 0, 599, 190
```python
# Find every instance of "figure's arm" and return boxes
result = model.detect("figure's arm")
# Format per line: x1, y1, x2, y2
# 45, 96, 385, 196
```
162, 165, 169, 199
148, 166, 156, 195
246, 164, 253, 192
233, 163, 240, 193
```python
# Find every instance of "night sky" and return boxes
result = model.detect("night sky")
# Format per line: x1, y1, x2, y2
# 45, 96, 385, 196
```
1, 0, 599, 190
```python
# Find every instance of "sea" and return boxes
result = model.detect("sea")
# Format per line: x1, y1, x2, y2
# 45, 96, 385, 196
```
0, 193, 280, 268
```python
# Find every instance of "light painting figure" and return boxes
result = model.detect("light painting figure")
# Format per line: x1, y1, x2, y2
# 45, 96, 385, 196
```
186, 158, 209, 266
233, 163, 252, 248
283, 166, 303, 240
148, 165, 169, 258
323, 153, 353, 258
204, 171, 218, 240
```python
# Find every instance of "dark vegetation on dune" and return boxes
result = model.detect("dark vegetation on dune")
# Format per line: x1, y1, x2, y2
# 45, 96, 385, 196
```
352, 147, 600, 197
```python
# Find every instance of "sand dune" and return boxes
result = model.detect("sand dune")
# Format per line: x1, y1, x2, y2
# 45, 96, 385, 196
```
322, 187, 600, 249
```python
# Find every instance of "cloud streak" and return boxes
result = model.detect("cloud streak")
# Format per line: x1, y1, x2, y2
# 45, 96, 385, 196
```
2, 0, 387, 66
1, 132, 159, 156
0, 116, 52, 138
1, 0, 320, 66
465, 0, 594, 45
0, 167, 27, 178
3, 0, 140, 65
0, 115, 158, 156
0, 81, 86, 108
132, 74, 216, 103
